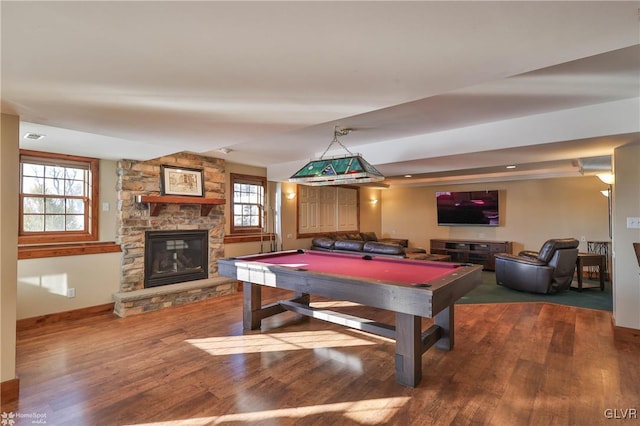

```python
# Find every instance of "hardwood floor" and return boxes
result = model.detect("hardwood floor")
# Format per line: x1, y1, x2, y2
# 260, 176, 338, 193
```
6, 288, 640, 425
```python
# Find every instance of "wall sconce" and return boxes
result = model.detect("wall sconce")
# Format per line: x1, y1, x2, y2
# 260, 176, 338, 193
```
370, 199, 378, 205
597, 173, 614, 185
286, 192, 296, 200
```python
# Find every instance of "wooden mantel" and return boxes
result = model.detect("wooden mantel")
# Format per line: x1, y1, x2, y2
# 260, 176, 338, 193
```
136, 195, 226, 216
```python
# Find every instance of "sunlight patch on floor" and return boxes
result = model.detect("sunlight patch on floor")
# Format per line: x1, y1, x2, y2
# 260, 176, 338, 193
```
312, 346, 364, 372
123, 396, 411, 425
186, 330, 377, 356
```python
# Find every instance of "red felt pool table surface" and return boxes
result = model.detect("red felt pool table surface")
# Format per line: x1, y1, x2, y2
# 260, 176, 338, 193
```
237, 250, 460, 285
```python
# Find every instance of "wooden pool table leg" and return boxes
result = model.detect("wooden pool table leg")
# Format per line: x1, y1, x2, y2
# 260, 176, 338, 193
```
243, 282, 311, 330
243, 282, 262, 330
435, 305, 454, 351
395, 312, 422, 387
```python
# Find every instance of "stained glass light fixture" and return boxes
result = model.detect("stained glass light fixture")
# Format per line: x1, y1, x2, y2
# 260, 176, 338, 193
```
289, 127, 385, 186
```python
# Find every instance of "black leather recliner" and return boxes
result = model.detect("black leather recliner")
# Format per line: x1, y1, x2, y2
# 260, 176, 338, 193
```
494, 238, 579, 294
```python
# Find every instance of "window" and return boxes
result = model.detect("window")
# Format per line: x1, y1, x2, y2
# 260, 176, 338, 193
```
19, 150, 99, 244
230, 173, 266, 234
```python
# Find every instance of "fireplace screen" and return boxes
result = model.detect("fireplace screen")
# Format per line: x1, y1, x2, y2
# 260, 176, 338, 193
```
144, 230, 208, 287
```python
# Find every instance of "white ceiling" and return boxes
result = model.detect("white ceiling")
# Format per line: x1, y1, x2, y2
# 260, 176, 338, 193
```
3, 1, 639, 186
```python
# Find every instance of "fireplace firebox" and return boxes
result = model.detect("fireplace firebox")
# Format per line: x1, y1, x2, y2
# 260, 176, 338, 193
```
144, 230, 208, 288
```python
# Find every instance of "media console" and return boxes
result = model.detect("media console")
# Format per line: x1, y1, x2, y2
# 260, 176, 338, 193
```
430, 238, 512, 270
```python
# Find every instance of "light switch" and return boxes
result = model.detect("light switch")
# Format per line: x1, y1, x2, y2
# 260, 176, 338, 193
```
102, 202, 110, 212
627, 217, 640, 229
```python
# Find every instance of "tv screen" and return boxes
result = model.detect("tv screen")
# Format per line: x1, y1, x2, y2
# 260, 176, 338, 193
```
436, 190, 500, 226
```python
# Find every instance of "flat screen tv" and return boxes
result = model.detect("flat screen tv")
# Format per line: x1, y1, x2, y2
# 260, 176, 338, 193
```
436, 190, 500, 226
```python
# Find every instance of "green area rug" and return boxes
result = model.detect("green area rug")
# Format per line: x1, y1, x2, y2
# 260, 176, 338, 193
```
457, 271, 613, 311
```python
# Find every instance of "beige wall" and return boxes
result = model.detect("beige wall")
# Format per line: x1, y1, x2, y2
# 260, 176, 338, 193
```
611, 142, 640, 329
17, 253, 121, 320
16, 159, 121, 319
1, 114, 19, 383
99, 159, 118, 241
280, 181, 301, 251
358, 187, 383, 236
381, 176, 610, 254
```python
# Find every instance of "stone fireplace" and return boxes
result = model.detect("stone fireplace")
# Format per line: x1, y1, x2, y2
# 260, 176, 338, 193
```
113, 152, 237, 317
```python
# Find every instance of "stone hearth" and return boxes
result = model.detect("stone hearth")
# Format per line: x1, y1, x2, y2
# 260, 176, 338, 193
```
113, 278, 237, 317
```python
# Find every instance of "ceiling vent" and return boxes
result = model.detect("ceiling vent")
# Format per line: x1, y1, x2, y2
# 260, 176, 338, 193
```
23, 132, 46, 141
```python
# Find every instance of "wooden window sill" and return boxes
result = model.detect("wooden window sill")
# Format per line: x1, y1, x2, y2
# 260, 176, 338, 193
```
18, 241, 122, 260
224, 233, 277, 244
296, 231, 360, 239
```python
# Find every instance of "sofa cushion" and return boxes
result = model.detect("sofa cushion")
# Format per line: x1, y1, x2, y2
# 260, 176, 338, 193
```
334, 239, 365, 251
312, 237, 335, 250
404, 247, 427, 254
363, 241, 404, 255
360, 232, 378, 242
378, 237, 409, 248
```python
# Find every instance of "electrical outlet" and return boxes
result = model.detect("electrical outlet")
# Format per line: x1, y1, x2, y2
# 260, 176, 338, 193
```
67, 288, 76, 298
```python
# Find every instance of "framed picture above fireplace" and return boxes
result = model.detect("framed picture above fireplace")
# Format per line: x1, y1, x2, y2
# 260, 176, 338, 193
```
160, 165, 204, 197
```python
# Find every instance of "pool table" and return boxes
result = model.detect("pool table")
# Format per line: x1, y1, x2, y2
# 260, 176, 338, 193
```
218, 250, 482, 387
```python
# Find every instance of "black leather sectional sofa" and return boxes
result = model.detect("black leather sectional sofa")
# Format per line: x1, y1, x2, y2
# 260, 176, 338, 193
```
310, 232, 422, 258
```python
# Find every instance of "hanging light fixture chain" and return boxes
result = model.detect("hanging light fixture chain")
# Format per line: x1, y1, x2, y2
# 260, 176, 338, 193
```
320, 126, 355, 159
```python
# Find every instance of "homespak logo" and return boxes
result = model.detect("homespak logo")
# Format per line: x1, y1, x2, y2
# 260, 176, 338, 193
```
1, 411, 47, 425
